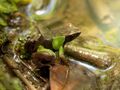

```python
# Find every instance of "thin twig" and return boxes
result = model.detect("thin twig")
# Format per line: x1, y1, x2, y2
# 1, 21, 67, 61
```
13, 69, 37, 90
20, 60, 47, 83
3, 55, 40, 90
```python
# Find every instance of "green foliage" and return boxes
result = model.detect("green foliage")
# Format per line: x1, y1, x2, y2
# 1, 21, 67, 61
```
0, 83, 6, 90
0, 0, 20, 26
59, 46, 64, 56
37, 45, 55, 56
0, 17, 7, 26
52, 36, 65, 50
0, 30, 7, 46
8, 0, 20, 4
15, 36, 29, 59
0, 0, 17, 13
0, 59, 23, 90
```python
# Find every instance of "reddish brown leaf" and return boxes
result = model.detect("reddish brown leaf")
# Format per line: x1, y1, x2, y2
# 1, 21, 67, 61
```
50, 64, 99, 90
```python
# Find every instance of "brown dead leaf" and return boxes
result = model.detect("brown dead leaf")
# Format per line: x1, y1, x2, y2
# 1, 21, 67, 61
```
50, 63, 99, 90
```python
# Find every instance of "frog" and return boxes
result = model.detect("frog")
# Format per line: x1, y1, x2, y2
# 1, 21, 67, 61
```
1, 0, 120, 90
2, 14, 119, 90
0, 14, 98, 90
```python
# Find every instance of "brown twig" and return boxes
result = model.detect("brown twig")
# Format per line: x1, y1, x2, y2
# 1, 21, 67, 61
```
3, 55, 40, 90
20, 60, 47, 83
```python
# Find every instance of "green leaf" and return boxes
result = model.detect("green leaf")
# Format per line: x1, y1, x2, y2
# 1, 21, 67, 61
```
0, 0, 20, 26
37, 45, 55, 56
8, 0, 20, 4
52, 36, 65, 50
59, 46, 64, 56
0, 83, 6, 90
0, 17, 7, 26
0, 1, 18, 13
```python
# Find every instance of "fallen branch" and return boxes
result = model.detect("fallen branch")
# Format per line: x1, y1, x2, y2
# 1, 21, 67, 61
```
3, 55, 39, 90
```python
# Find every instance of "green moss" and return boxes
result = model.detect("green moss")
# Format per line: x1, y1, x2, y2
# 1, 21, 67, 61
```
0, 0, 21, 26
0, 59, 23, 90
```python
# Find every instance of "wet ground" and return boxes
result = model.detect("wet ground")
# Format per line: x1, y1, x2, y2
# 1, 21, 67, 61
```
1, 0, 120, 90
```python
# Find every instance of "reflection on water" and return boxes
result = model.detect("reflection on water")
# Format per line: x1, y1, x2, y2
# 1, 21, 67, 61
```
27, 0, 66, 19
70, 58, 98, 71
87, 0, 120, 47
70, 58, 116, 73
34, 0, 57, 16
